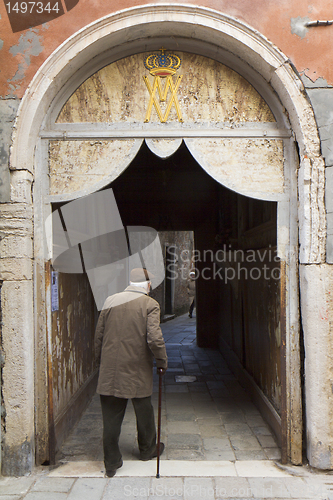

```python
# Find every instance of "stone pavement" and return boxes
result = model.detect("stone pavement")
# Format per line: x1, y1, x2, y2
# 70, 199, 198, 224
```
57, 313, 280, 464
2, 314, 333, 499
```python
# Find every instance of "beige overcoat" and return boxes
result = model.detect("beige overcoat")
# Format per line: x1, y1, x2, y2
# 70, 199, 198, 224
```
95, 285, 168, 399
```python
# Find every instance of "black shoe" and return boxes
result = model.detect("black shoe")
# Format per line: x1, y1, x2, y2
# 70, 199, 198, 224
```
140, 442, 165, 461
105, 461, 123, 477
188, 313, 192, 318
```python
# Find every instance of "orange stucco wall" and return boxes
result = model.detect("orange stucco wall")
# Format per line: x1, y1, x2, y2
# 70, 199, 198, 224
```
0, 0, 333, 98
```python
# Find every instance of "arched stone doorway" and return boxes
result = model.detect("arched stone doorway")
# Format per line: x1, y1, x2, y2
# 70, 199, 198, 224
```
5, 4, 326, 475
41, 47, 299, 466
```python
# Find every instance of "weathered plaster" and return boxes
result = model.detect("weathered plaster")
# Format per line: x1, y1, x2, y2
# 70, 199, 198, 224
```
290, 16, 310, 39
7, 29, 45, 96
1, 0, 333, 98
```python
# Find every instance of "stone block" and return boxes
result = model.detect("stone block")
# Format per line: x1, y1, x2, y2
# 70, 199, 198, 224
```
300, 264, 333, 469
0, 204, 33, 236
0, 99, 20, 202
0, 257, 33, 280
1, 280, 34, 476
10, 170, 33, 203
0, 234, 33, 259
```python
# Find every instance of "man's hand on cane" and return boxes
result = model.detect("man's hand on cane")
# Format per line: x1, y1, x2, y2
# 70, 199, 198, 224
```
157, 367, 166, 376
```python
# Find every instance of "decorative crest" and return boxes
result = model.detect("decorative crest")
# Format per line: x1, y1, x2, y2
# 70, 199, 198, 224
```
144, 48, 182, 77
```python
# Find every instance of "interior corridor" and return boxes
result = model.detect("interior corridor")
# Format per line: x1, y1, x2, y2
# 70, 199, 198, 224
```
57, 314, 280, 467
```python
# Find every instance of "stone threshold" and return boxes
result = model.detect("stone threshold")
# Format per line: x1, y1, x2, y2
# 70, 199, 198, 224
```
48, 460, 294, 478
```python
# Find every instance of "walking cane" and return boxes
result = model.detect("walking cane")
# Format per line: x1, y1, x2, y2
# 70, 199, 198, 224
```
156, 367, 163, 478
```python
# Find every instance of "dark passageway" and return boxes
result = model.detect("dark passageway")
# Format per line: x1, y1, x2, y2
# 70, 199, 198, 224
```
50, 140, 283, 465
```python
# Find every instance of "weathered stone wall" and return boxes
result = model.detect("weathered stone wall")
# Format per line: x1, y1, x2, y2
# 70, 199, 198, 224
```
0, 170, 34, 475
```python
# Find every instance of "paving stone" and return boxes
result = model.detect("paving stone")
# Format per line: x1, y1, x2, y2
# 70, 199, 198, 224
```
229, 436, 262, 451
166, 449, 205, 460
209, 388, 232, 398
189, 392, 212, 400
256, 434, 278, 448
0, 496, 23, 500
31, 477, 75, 492
67, 478, 107, 500
167, 421, 200, 434
167, 434, 202, 450
248, 477, 292, 498
102, 477, 150, 499
197, 425, 227, 438
224, 423, 254, 435
166, 412, 196, 421
0, 476, 37, 495
149, 477, 184, 499
214, 476, 252, 498
184, 477, 215, 500
234, 449, 267, 460
24, 493, 68, 500
188, 384, 209, 393
204, 450, 236, 460
264, 448, 282, 460
252, 425, 273, 436
220, 413, 247, 424
203, 437, 234, 453
165, 385, 189, 393
286, 477, 325, 499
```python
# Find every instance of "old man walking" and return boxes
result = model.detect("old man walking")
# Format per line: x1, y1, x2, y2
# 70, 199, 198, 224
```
95, 267, 168, 477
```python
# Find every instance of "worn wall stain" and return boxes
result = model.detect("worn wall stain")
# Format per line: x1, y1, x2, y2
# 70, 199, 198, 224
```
7, 28, 45, 95
290, 16, 311, 39
49, 139, 137, 195
51, 273, 96, 418
187, 138, 285, 195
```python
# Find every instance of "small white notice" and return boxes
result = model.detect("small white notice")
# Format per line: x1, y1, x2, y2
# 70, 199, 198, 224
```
51, 271, 59, 312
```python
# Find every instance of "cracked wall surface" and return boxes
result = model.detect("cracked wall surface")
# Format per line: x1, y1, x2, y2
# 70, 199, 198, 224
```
302, 75, 333, 263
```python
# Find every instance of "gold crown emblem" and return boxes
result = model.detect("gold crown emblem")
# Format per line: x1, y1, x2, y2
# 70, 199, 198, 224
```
144, 48, 181, 77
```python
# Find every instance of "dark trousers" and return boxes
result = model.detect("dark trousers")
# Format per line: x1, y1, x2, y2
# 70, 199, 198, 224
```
100, 394, 156, 470
189, 298, 195, 316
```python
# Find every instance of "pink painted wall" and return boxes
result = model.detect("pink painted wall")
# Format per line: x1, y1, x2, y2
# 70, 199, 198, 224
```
0, 0, 332, 98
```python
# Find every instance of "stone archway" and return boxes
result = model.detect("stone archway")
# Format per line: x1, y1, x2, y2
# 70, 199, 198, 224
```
4, 4, 326, 475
